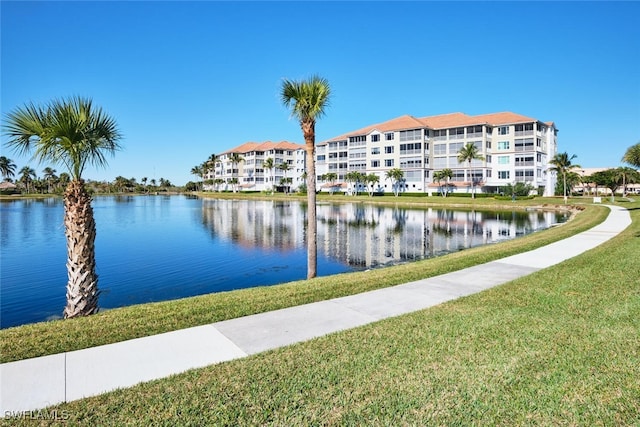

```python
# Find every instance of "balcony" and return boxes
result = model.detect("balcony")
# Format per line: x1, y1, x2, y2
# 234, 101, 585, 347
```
515, 130, 534, 137
466, 132, 483, 138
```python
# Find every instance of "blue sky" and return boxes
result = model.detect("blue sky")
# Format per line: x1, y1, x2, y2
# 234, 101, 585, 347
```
2, 1, 639, 185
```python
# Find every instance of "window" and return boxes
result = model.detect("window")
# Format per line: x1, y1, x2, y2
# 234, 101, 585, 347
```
384, 146, 394, 154
467, 125, 483, 137
514, 138, 534, 152
399, 129, 422, 141
449, 142, 464, 153
498, 171, 510, 179
433, 129, 447, 140
329, 152, 338, 159
399, 142, 422, 154
434, 144, 447, 155
498, 141, 510, 150
384, 159, 394, 167
371, 134, 380, 142
371, 147, 380, 155
385, 132, 394, 141
405, 170, 421, 181
486, 140, 492, 149
498, 126, 510, 135
449, 127, 465, 139
433, 157, 448, 168
349, 135, 366, 143
485, 155, 491, 163
317, 155, 326, 162
452, 170, 465, 182
371, 160, 380, 168
515, 156, 534, 166
400, 158, 422, 168
498, 156, 510, 164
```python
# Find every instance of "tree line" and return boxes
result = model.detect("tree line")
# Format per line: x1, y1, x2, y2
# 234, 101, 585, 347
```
0, 156, 174, 194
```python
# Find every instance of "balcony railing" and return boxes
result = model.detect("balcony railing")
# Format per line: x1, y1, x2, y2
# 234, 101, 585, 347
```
515, 130, 534, 137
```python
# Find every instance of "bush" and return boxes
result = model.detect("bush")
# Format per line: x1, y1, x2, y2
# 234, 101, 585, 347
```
447, 192, 494, 198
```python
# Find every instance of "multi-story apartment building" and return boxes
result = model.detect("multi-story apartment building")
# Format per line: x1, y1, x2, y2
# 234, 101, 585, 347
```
204, 141, 306, 192
316, 111, 558, 196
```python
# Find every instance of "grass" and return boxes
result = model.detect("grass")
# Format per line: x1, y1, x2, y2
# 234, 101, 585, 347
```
0, 198, 603, 363
1, 200, 637, 425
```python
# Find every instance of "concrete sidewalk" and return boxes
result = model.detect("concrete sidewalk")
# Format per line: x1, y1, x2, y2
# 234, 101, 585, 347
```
0, 205, 631, 415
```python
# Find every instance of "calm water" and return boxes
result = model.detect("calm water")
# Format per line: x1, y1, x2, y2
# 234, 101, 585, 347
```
0, 195, 567, 328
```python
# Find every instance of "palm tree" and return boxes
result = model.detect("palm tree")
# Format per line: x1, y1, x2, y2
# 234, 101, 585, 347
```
0, 156, 16, 181
615, 166, 639, 197
457, 142, 485, 199
263, 157, 275, 193
278, 162, 291, 194
365, 173, 379, 197
3, 96, 121, 318
18, 166, 36, 193
548, 152, 580, 204
345, 171, 365, 196
622, 142, 640, 168
229, 152, 244, 193
323, 172, 338, 195
432, 170, 444, 196
281, 75, 331, 279
440, 168, 453, 197
385, 168, 404, 197
191, 165, 203, 191
141, 177, 148, 193
42, 166, 57, 193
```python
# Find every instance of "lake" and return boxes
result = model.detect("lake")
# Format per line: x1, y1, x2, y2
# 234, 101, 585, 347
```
0, 195, 568, 328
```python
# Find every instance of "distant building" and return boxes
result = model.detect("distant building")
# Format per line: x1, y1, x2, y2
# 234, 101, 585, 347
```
316, 112, 558, 196
204, 141, 306, 192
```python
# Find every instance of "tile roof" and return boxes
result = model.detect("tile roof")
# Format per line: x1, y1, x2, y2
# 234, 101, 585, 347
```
223, 140, 305, 154
321, 111, 553, 143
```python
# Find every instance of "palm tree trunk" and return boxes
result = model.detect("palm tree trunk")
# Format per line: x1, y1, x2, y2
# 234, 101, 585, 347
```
303, 126, 317, 279
63, 179, 99, 318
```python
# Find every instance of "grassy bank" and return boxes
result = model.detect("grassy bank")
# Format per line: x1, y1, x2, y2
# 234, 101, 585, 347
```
1, 199, 604, 363
1, 203, 637, 425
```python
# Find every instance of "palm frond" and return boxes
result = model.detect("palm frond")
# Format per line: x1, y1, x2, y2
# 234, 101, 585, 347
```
3, 96, 122, 180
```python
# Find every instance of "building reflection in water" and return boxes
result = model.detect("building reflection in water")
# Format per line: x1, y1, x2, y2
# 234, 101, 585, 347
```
201, 199, 568, 270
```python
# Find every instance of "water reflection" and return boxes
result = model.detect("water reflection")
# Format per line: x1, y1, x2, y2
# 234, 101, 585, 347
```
201, 199, 567, 269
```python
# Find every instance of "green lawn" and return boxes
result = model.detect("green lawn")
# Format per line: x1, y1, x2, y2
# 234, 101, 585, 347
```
1, 200, 637, 425
1, 197, 603, 363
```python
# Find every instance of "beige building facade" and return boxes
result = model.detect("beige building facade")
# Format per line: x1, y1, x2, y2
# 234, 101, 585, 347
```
316, 111, 558, 196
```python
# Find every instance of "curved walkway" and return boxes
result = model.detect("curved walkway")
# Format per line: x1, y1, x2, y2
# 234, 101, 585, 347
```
0, 205, 632, 415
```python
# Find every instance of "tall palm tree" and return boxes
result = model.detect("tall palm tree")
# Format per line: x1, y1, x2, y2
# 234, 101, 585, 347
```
457, 142, 485, 199
385, 168, 404, 197
229, 152, 244, 193
263, 157, 275, 193
548, 152, 580, 204
18, 166, 36, 193
204, 153, 219, 186
281, 75, 331, 279
191, 165, 203, 191
0, 156, 16, 181
3, 96, 121, 318
622, 142, 640, 168
42, 166, 57, 193
278, 162, 291, 194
